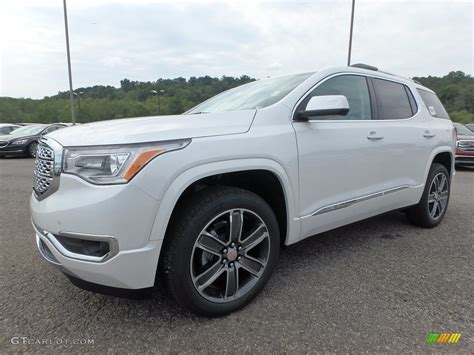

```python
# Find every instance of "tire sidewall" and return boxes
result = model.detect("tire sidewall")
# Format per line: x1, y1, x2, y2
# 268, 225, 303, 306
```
169, 190, 280, 316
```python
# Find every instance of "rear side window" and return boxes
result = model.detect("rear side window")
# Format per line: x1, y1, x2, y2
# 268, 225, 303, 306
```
372, 78, 413, 119
416, 89, 450, 119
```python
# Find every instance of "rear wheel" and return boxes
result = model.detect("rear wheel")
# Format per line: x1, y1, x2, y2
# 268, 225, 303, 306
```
407, 163, 450, 228
161, 186, 280, 316
28, 141, 38, 158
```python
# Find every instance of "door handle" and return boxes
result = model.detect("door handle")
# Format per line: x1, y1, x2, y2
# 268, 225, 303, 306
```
423, 131, 436, 138
367, 131, 384, 140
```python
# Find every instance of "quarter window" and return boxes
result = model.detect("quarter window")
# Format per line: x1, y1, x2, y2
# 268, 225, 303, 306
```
372, 78, 413, 120
416, 89, 450, 119
300, 75, 372, 120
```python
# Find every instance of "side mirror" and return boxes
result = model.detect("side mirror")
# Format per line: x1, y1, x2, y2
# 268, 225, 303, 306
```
296, 95, 350, 120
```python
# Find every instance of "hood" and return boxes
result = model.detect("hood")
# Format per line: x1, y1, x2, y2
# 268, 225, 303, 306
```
0, 133, 35, 141
46, 110, 256, 146
457, 134, 474, 141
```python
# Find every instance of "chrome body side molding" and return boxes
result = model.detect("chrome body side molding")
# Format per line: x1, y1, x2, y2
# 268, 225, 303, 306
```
302, 185, 419, 218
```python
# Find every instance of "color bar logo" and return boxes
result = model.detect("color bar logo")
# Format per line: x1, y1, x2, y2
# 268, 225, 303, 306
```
426, 333, 461, 344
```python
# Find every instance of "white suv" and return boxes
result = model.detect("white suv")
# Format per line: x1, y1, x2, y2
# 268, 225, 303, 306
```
31, 65, 456, 315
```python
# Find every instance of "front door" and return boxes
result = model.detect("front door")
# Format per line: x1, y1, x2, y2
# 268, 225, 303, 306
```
292, 74, 388, 239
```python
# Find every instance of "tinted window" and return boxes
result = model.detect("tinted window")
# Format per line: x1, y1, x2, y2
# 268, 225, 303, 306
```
373, 78, 413, 119
416, 89, 450, 119
302, 75, 372, 120
454, 123, 474, 136
43, 126, 63, 134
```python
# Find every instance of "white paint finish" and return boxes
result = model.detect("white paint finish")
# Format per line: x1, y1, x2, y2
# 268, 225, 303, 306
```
31, 66, 456, 289
36, 232, 162, 289
46, 110, 256, 146
30, 174, 159, 250
305, 95, 349, 112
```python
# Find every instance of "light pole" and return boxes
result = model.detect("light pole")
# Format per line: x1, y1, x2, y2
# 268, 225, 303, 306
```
347, 0, 356, 66
150, 89, 165, 114
73, 91, 84, 119
63, 0, 76, 125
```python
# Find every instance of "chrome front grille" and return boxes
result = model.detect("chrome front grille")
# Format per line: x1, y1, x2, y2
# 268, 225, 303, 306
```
37, 144, 54, 159
458, 140, 474, 151
33, 139, 62, 200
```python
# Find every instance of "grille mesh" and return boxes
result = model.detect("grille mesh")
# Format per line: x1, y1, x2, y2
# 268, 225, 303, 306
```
33, 143, 55, 197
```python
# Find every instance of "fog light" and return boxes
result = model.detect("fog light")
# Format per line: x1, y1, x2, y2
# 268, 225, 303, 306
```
55, 235, 111, 257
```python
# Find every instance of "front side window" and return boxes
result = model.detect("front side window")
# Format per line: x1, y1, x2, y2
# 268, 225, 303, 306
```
454, 123, 474, 136
43, 126, 59, 134
372, 78, 413, 120
300, 75, 372, 120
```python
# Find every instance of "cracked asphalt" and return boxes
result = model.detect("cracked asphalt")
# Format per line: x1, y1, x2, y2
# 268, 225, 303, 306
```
1, 158, 473, 353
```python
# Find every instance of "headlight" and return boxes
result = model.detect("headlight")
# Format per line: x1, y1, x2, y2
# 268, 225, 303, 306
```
63, 139, 190, 184
11, 139, 28, 145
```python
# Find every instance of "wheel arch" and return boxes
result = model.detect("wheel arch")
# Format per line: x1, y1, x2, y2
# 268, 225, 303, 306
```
425, 148, 454, 182
148, 159, 299, 249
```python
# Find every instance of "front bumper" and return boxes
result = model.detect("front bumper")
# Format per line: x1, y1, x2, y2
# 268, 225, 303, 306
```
31, 173, 164, 289
455, 155, 474, 166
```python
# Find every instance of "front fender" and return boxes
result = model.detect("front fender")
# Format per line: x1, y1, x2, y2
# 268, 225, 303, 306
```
147, 158, 300, 246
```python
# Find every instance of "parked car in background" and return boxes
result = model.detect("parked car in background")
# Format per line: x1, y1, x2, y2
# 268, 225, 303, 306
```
453, 123, 474, 167
0, 123, 21, 135
0, 123, 67, 158
31, 65, 455, 316
466, 123, 474, 132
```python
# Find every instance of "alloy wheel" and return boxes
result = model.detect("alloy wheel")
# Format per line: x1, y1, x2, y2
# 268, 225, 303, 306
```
190, 209, 271, 303
428, 172, 449, 220
29, 142, 38, 157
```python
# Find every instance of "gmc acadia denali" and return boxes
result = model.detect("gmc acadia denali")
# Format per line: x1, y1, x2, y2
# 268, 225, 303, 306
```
31, 65, 456, 315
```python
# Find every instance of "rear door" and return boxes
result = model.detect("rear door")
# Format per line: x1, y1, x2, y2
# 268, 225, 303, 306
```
369, 78, 434, 195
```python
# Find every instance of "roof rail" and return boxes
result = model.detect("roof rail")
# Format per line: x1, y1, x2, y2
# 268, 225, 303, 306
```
350, 63, 378, 71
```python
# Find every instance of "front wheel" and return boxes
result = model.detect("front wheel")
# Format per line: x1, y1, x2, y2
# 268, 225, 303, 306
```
407, 163, 451, 228
28, 141, 38, 158
161, 186, 280, 316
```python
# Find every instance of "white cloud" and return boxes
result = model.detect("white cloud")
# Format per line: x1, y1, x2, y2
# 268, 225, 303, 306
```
0, 0, 472, 98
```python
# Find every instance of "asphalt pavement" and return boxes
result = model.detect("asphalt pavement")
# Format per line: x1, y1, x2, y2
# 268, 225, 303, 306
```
1, 157, 473, 353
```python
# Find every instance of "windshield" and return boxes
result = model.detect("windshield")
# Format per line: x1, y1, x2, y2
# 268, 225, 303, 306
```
188, 72, 313, 114
454, 124, 474, 136
9, 125, 45, 136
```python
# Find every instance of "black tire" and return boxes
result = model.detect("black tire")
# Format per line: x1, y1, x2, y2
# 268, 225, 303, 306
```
407, 163, 450, 228
161, 186, 280, 316
28, 141, 38, 158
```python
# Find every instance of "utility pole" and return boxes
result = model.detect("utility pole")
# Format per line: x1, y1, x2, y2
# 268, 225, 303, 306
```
347, 0, 356, 66
63, 0, 76, 124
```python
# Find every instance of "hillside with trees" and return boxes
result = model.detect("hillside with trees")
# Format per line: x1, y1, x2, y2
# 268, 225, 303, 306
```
0, 71, 472, 124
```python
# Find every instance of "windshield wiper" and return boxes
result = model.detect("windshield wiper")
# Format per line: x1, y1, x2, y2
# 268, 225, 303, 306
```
188, 111, 209, 115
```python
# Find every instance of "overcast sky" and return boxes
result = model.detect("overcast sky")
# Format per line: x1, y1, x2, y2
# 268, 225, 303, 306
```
0, 0, 472, 99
